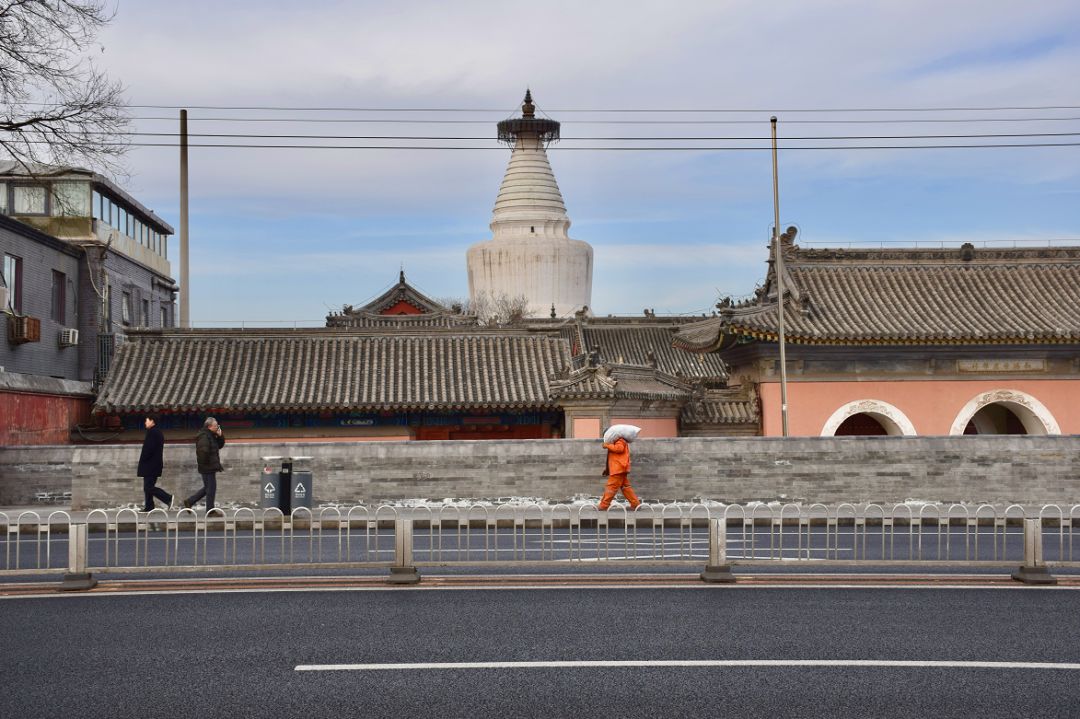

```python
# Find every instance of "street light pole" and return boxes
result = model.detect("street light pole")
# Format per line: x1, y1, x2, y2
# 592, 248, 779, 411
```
771, 116, 790, 437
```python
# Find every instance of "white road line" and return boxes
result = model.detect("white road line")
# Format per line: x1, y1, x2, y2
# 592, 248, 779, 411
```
296, 659, 1080, 672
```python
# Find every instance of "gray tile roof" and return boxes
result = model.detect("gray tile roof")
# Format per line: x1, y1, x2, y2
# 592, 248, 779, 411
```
680, 388, 759, 425
549, 363, 692, 402
95, 329, 570, 413
675, 243, 1080, 351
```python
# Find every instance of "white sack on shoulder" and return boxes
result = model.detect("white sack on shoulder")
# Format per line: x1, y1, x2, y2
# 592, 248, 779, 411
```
604, 424, 642, 444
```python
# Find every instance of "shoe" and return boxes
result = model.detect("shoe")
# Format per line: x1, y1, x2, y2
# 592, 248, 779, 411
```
182, 498, 193, 510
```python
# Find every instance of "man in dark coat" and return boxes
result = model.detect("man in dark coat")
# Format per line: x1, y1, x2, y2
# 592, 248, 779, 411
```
137, 414, 172, 511
184, 416, 225, 511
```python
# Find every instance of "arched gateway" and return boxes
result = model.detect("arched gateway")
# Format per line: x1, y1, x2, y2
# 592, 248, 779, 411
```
950, 389, 1060, 436
821, 400, 917, 437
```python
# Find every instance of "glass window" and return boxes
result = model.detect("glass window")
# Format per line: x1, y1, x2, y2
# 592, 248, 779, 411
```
118, 206, 128, 236
2, 254, 21, 312
142, 298, 149, 327
0, 183, 7, 213
162, 236, 168, 260
121, 291, 132, 325
92, 190, 102, 219
51, 270, 66, 324
13, 185, 46, 214
159, 305, 168, 328
52, 182, 91, 216
105, 197, 114, 226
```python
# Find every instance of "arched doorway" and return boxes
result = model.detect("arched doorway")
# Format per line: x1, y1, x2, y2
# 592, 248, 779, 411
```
963, 404, 1028, 434
821, 400, 916, 437
950, 390, 1059, 436
834, 413, 890, 436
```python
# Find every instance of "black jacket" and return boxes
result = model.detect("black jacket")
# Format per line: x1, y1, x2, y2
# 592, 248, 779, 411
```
195, 428, 226, 474
137, 426, 165, 478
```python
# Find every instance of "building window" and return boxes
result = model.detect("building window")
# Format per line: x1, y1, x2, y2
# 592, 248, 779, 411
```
51, 270, 66, 324
92, 190, 102, 219
52, 181, 90, 217
0, 182, 7, 213
2, 254, 21, 312
142, 298, 149, 327
121, 291, 132, 325
13, 185, 47, 214
159, 305, 168, 328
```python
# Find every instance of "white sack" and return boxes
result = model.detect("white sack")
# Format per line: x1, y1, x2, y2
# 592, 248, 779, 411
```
604, 424, 642, 444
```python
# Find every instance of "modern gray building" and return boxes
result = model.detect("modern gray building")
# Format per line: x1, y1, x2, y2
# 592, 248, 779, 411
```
0, 162, 176, 444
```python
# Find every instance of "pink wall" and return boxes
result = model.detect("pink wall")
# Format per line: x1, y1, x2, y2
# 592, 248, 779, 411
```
759, 379, 1080, 436
572, 417, 602, 439
611, 417, 679, 439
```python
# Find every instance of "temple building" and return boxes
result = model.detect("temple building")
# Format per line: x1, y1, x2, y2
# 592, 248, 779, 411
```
75, 91, 1080, 442
467, 91, 593, 319
94, 272, 748, 441
674, 229, 1080, 436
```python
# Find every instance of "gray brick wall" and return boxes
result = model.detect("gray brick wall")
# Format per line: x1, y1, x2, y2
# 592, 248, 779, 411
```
0, 221, 81, 379
1, 435, 1078, 509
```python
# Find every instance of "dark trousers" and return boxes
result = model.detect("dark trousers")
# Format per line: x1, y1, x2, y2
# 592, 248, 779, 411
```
142, 476, 172, 511
187, 472, 217, 510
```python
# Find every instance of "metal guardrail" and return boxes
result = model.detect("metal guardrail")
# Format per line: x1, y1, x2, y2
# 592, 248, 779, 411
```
1, 503, 1076, 589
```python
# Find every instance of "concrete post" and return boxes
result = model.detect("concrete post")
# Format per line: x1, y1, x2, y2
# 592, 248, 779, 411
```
1011, 518, 1057, 585
388, 517, 420, 584
701, 518, 735, 583
60, 523, 97, 591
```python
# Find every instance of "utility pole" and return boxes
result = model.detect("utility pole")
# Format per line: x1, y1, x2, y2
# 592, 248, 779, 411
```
179, 108, 190, 328
770, 116, 790, 437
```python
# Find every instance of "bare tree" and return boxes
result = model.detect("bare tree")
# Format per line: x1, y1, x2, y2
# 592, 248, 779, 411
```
439, 291, 535, 326
0, 1, 129, 174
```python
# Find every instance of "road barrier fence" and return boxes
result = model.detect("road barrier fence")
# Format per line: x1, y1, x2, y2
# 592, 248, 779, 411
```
1, 503, 1075, 589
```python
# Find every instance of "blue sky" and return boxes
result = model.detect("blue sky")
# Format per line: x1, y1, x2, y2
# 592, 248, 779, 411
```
90, 0, 1080, 325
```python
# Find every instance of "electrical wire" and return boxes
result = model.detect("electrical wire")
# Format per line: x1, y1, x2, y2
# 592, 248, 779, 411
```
110, 131, 1080, 141
55, 141, 1080, 150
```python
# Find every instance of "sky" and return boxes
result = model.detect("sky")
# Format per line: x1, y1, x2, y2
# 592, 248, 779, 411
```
83, 0, 1080, 325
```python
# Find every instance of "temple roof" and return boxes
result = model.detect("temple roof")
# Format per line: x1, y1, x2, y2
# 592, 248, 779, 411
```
549, 363, 692, 402
95, 315, 743, 420
675, 240, 1080, 351
327, 271, 480, 328
95, 328, 570, 413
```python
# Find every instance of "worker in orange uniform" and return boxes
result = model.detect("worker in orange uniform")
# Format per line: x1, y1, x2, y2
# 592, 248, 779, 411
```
599, 436, 642, 510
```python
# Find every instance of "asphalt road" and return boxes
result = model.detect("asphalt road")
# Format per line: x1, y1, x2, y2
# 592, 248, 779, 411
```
2, 585, 1079, 718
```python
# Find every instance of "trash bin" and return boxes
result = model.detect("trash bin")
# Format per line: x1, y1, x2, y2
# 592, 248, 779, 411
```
289, 457, 313, 510
260, 456, 283, 509
259, 456, 313, 513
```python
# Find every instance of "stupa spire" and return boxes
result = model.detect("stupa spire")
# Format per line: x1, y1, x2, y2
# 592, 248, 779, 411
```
466, 91, 593, 319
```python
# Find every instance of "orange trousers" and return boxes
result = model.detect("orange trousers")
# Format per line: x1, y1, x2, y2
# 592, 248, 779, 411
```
598, 473, 640, 510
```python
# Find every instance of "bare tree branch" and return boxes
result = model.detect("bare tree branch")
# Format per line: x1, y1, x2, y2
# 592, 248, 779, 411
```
0, 1, 129, 176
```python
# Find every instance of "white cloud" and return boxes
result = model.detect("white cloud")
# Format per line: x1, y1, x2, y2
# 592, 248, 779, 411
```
77, 0, 1080, 323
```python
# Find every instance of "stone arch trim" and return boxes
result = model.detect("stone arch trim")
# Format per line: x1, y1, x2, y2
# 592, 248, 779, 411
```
821, 400, 917, 437
949, 389, 1060, 436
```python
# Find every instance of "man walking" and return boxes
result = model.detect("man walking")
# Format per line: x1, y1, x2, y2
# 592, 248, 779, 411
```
184, 417, 225, 511
599, 434, 641, 510
137, 414, 172, 511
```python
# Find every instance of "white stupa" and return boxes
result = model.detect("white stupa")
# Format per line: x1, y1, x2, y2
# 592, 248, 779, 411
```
467, 90, 593, 319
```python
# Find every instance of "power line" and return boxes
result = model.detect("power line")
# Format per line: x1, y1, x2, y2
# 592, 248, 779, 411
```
78, 141, 1080, 150
112, 131, 1080, 141
11, 101, 1080, 113
127, 115, 1080, 125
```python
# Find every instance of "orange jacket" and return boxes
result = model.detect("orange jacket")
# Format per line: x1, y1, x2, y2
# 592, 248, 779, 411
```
602, 437, 631, 475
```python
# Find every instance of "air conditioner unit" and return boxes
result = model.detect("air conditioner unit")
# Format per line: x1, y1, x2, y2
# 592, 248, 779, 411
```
7, 315, 41, 344
0, 286, 8, 312
59, 328, 79, 347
